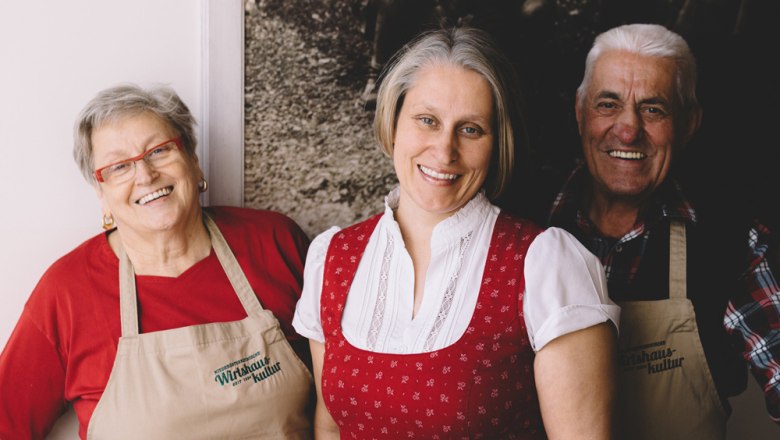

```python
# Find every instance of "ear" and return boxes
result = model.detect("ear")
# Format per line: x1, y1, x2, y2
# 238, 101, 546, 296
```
195, 163, 205, 183
186, 152, 204, 179
93, 180, 104, 198
92, 177, 113, 220
684, 105, 703, 144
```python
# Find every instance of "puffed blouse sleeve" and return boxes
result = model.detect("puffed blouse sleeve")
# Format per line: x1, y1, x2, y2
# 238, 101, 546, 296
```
523, 227, 620, 352
292, 226, 341, 343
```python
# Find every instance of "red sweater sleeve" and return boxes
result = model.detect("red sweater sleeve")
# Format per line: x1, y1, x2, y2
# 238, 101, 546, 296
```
0, 309, 67, 440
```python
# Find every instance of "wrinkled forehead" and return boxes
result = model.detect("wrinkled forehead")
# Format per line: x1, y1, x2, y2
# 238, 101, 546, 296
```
91, 112, 177, 158
588, 51, 678, 104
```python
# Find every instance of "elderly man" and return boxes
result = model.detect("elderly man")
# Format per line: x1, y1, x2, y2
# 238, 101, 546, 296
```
544, 23, 779, 438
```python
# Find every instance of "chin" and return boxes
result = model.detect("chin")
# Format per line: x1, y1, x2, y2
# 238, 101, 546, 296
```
425, 199, 466, 216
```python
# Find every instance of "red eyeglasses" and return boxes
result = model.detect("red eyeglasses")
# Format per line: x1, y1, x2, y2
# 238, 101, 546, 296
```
94, 138, 183, 184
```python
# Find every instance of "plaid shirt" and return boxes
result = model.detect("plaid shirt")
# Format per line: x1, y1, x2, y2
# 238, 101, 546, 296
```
547, 165, 697, 300
725, 222, 780, 422
549, 165, 780, 422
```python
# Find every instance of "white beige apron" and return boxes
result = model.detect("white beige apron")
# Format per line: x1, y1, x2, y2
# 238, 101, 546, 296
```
88, 214, 312, 439
616, 221, 726, 439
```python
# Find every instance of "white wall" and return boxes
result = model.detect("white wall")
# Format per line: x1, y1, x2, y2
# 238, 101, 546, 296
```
0, 1, 243, 438
0, 0, 203, 343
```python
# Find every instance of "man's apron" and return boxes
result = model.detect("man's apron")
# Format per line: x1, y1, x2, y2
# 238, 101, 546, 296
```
87, 214, 312, 439
617, 221, 727, 439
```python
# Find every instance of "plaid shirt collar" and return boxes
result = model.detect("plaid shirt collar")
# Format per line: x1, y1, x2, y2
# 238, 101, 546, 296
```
548, 163, 697, 243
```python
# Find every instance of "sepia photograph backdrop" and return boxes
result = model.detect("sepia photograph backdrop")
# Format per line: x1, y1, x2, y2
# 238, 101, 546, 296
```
243, 0, 779, 239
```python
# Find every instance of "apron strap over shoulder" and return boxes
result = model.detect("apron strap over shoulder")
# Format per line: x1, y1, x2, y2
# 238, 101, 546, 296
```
116, 211, 264, 337
202, 212, 264, 316
668, 221, 687, 300
118, 245, 140, 337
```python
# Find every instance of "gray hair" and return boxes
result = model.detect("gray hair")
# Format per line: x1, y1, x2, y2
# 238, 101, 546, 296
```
74, 84, 197, 184
374, 26, 527, 200
578, 24, 699, 111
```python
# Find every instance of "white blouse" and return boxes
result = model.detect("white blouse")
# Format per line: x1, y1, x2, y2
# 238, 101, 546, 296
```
293, 188, 619, 353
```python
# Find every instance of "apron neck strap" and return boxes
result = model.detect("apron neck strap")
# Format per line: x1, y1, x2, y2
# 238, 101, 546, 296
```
117, 210, 263, 337
118, 245, 139, 337
668, 221, 687, 299
202, 212, 264, 316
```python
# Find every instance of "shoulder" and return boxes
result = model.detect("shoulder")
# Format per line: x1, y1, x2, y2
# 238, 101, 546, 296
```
207, 206, 308, 248
24, 233, 112, 337
334, 213, 383, 238
306, 214, 383, 271
527, 227, 599, 268
495, 211, 545, 240
319, 214, 383, 252
207, 206, 304, 237
206, 207, 310, 273
36, 233, 111, 296
310, 226, 342, 254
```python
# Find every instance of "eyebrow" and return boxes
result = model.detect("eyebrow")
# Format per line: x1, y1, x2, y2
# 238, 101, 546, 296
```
103, 134, 169, 159
595, 91, 621, 101
594, 91, 671, 107
411, 103, 493, 126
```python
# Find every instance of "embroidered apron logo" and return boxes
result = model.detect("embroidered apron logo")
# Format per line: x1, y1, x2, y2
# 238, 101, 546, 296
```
619, 340, 685, 375
213, 351, 283, 387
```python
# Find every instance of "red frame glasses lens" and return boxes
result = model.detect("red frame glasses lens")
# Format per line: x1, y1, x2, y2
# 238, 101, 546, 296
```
94, 138, 182, 183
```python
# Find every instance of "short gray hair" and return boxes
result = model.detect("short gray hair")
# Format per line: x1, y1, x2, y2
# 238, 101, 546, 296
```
374, 26, 527, 200
74, 84, 197, 184
578, 24, 698, 111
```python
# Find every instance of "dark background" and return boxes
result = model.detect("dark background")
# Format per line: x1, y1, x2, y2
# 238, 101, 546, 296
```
244, 0, 779, 237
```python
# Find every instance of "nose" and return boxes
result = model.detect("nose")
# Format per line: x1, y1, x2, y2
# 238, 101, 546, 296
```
431, 129, 458, 164
612, 108, 642, 145
133, 159, 159, 184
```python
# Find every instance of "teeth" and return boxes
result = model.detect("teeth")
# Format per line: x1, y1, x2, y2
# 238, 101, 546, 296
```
137, 186, 173, 205
609, 150, 646, 160
419, 165, 458, 181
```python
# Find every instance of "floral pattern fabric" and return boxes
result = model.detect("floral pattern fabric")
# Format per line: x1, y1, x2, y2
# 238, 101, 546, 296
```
320, 213, 545, 439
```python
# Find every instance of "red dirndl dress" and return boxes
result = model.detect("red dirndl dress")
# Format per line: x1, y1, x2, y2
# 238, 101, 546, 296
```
319, 212, 546, 439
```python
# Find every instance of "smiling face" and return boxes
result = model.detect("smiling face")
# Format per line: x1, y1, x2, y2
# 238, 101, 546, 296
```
392, 64, 495, 224
576, 50, 698, 207
92, 111, 203, 238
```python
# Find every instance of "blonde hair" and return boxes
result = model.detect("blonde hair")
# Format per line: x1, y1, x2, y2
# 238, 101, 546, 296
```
374, 26, 527, 199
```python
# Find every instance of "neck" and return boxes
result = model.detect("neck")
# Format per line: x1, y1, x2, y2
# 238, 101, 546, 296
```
395, 196, 456, 254
109, 212, 212, 277
586, 190, 646, 239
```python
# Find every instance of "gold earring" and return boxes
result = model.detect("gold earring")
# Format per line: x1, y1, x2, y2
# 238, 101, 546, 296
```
101, 214, 115, 231
198, 178, 208, 193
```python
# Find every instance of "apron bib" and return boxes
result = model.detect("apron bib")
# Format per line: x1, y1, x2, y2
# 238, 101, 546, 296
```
616, 221, 726, 440
88, 213, 312, 439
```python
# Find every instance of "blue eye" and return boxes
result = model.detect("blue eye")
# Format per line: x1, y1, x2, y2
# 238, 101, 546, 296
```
109, 162, 131, 173
640, 105, 668, 120
103, 161, 133, 178
147, 144, 174, 160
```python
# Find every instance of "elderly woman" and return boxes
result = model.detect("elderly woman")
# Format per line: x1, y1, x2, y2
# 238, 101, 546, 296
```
0, 85, 312, 439
293, 27, 620, 439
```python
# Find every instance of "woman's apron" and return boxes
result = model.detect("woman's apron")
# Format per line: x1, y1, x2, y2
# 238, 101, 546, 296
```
616, 221, 727, 439
87, 214, 312, 439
